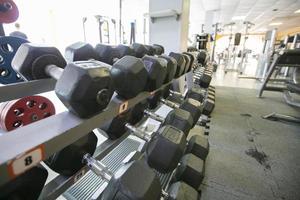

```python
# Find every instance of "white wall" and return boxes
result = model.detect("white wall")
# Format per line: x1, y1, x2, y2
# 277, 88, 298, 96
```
4, 0, 148, 52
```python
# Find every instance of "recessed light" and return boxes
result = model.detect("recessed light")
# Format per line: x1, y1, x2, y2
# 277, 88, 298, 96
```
295, 9, 300, 13
257, 28, 268, 32
269, 22, 282, 26
231, 16, 246, 20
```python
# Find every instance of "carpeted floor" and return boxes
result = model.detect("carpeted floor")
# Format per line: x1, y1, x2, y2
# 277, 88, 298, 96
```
200, 86, 300, 200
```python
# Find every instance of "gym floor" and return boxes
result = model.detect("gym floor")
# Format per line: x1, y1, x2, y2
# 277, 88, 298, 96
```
198, 68, 300, 200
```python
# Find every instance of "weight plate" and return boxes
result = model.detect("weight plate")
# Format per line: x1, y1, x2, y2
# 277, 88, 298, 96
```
0, 0, 19, 23
0, 36, 28, 84
0, 95, 55, 131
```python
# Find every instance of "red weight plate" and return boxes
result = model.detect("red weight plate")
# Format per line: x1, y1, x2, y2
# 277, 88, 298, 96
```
0, 0, 19, 23
0, 95, 55, 131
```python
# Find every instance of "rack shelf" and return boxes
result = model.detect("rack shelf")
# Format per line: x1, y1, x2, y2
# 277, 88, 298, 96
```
0, 82, 170, 187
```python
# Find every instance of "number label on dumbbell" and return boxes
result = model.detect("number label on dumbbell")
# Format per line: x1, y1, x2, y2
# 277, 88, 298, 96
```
7, 145, 45, 177
119, 102, 128, 114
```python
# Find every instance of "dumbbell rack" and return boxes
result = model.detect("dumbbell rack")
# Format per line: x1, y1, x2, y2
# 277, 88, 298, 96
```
0, 78, 174, 197
61, 115, 173, 200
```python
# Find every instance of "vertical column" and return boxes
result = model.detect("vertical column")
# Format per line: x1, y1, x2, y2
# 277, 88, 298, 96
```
149, 0, 190, 93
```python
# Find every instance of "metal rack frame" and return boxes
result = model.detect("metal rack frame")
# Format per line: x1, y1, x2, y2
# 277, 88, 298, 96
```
0, 78, 172, 187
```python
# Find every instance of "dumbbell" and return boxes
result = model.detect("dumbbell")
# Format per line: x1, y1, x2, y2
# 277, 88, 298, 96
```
65, 42, 135, 65
101, 106, 204, 173
100, 54, 193, 136
12, 43, 113, 118
102, 103, 208, 161
95, 43, 135, 64
45, 131, 162, 199
141, 56, 202, 126
152, 44, 164, 55
66, 42, 152, 100
131, 42, 164, 57
0, 95, 55, 131
125, 124, 186, 173
99, 55, 208, 160
197, 51, 208, 66
46, 130, 200, 200
128, 148, 204, 193
194, 73, 212, 89
65, 43, 201, 125
168, 86, 215, 116
128, 152, 204, 200
0, 165, 48, 200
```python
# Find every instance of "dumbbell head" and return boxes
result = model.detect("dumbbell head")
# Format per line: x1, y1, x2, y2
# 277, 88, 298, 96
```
110, 56, 148, 99
94, 44, 116, 65
179, 98, 201, 127
144, 44, 155, 56
0, 165, 48, 200
182, 54, 191, 74
152, 44, 164, 55
186, 88, 205, 103
147, 90, 162, 109
129, 100, 149, 125
45, 132, 98, 176
164, 108, 193, 136
173, 153, 204, 190
142, 55, 167, 91
116, 44, 135, 57
186, 135, 209, 160
167, 181, 200, 200
158, 55, 177, 83
202, 98, 215, 116
55, 60, 113, 118
169, 52, 186, 78
198, 73, 212, 88
197, 51, 207, 65
12, 43, 66, 80
132, 43, 147, 58
65, 42, 97, 62
183, 52, 195, 73
101, 159, 162, 200
145, 125, 186, 173
100, 110, 132, 139
95, 44, 135, 65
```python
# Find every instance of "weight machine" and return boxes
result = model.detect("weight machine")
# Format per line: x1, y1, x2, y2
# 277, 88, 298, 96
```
223, 22, 242, 73
255, 29, 277, 79
238, 21, 254, 75
82, 15, 118, 45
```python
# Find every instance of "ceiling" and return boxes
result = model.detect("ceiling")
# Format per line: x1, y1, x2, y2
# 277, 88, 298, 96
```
189, 0, 300, 34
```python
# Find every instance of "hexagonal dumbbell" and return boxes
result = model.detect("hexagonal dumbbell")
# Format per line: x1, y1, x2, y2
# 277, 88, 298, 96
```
12, 43, 113, 118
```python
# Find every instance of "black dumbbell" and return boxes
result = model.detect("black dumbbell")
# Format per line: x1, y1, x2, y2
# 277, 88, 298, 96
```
125, 124, 186, 173
65, 41, 98, 62
0, 165, 48, 200
172, 153, 205, 191
95, 43, 135, 65
65, 42, 149, 99
45, 133, 162, 199
130, 149, 204, 193
169, 87, 215, 116
168, 52, 186, 78
131, 43, 148, 58
98, 55, 208, 160
142, 56, 201, 126
12, 43, 113, 118
152, 44, 164, 55
47, 132, 200, 200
